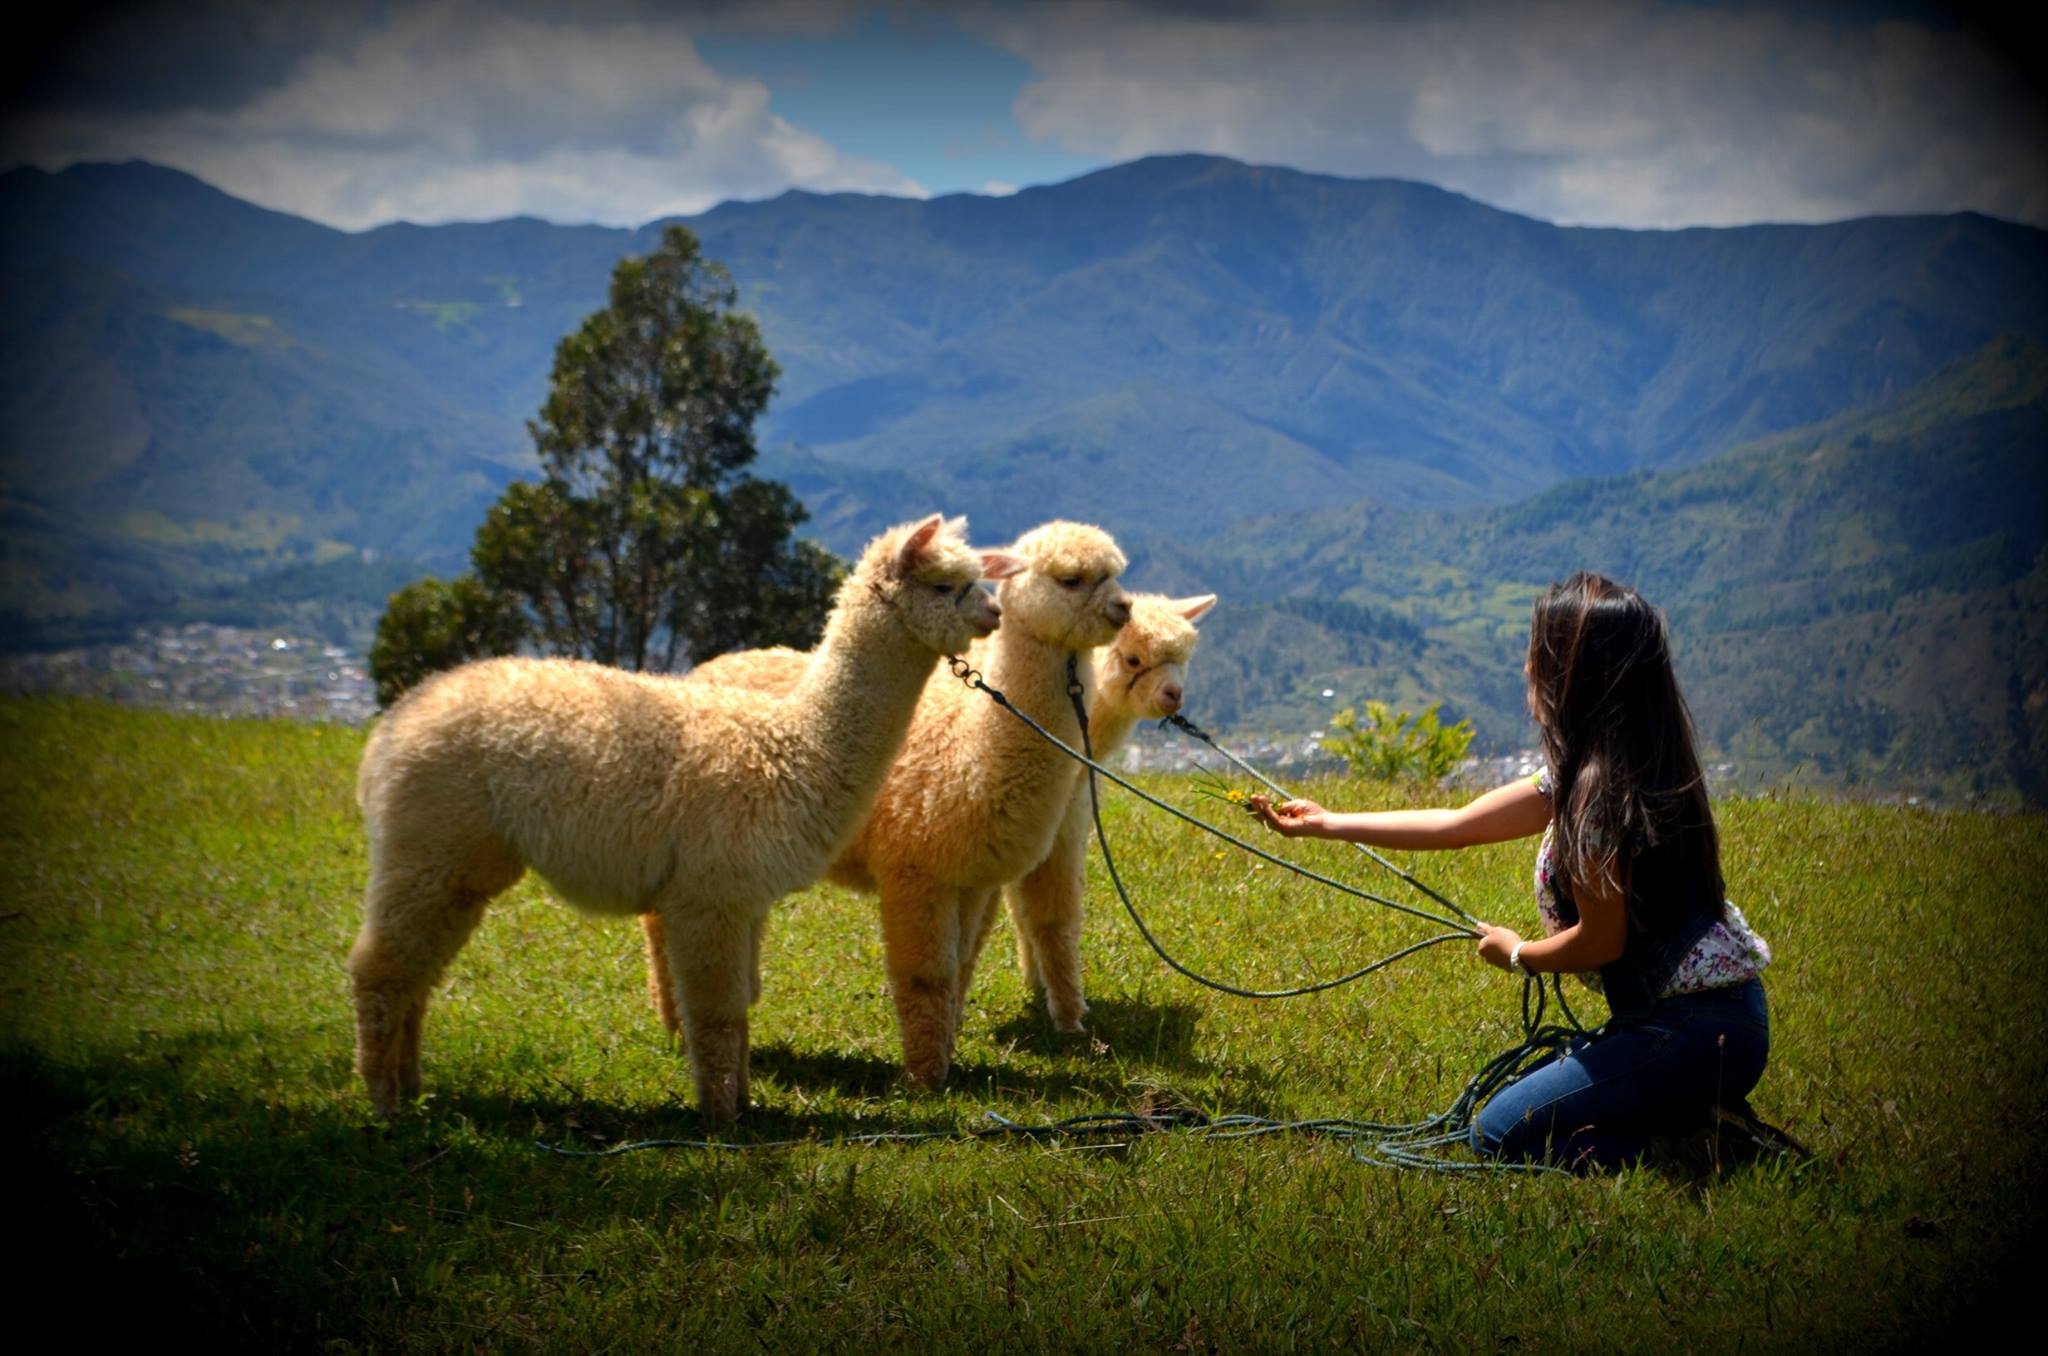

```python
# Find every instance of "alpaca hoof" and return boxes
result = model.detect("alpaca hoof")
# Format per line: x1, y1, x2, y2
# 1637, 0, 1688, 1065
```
1053, 1016, 1088, 1036
699, 1082, 751, 1125
903, 1060, 951, 1091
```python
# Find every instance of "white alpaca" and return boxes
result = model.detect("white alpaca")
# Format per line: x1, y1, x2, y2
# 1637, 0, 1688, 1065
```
647, 521, 1132, 1086
1005, 592, 1216, 1032
349, 515, 1023, 1122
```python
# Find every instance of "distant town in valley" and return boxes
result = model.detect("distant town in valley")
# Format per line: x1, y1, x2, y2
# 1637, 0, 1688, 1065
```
4, 624, 1869, 808
1, 624, 378, 726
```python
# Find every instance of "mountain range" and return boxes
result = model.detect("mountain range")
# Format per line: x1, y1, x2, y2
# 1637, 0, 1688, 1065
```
1, 156, 2043, 796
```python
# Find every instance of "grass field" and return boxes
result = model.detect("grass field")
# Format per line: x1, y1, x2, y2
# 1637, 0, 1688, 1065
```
4, 698, 2045, 1351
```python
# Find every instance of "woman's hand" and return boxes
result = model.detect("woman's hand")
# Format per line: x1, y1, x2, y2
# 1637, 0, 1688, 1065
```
1250, 795, 1328, 838
1474, 923, 1525, 971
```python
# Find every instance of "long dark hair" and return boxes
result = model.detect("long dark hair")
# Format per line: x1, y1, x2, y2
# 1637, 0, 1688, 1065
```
1526, 572, 1724, 925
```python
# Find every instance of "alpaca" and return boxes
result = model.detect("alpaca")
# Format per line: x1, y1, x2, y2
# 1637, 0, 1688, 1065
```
348, 514, 1023, 1122
647, 521, 1132, 1086
1004, 593, 1216, 1033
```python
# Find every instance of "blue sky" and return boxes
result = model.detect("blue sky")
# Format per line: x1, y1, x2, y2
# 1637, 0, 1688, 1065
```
695, 9, 1101, 198
4, 1, 2041, 230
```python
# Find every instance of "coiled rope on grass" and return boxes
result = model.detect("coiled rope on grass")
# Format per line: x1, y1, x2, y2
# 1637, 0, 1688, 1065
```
536, 970, 1584, 1171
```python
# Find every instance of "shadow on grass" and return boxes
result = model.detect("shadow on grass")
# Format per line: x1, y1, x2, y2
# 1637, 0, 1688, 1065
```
5, 1018, 1280, 1172
988, 993, 1207, 1067
2, 1014, 1307, 1346
746, 1038, 1250, 1112
5, 1025, 1304, 1349
7, 1029, 966, 1346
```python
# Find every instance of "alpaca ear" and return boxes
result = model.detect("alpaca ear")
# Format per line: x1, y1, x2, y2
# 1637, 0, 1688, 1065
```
1173, 594, 1219, 621
896, 514, 946, 575
978, 550, 1028, 581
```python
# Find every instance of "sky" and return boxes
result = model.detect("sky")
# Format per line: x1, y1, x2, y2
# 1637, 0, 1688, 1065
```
4, 0, 2044, 232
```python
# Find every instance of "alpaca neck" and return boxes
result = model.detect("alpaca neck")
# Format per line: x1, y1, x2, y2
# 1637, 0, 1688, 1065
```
791, 590, 944, 782
1087, 680, 1146, 758
974, 621, 1089, 756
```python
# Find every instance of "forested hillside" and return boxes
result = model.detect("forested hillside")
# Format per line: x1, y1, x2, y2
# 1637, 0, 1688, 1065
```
1138, 338, 2048, 800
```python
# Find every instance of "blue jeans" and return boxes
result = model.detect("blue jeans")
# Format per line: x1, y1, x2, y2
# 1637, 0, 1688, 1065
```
1471, 978, 1770, 1171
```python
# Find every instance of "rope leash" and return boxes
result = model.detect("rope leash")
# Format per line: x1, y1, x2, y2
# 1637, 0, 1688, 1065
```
1046, 660, 1472, 998
535, 1087, 1570, 1171
1000, 654, 1592, 1168
1162, 711, 1481, 929
537, 984, 1585, 1171
1050, 657, 1589, 1169
942, 654, 1477, 940
539, 656, 1593, 1172
539, 1108, 1405, 1158
536, 972, 1585, 1172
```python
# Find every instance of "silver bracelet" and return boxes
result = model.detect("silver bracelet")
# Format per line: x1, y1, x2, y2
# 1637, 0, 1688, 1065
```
1509, 941, 1531, 977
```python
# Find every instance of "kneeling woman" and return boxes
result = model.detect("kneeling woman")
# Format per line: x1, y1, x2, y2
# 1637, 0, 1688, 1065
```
1253, 572, 1774, 1171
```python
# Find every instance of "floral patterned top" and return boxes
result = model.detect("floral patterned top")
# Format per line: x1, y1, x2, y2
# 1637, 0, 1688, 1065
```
1531, 768, 1771, 997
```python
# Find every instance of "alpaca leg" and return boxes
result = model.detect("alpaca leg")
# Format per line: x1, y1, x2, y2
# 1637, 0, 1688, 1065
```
349, 847, 514, 1115
878, 878, 963, 1088
657, 903, 758, 1123
641, 913, 680, 1037
1011, 820, 1090, 1033
396, 1002, 427, 1102
749, 914, 766, 1005
951, 888, 1001, 1038
1008, 885, 1046, 993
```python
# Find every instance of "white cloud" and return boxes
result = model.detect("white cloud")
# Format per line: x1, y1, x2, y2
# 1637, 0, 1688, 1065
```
10, 1, 2045, 229
972, 0, 2048, 227
5, 1, 920, 228
980, 179, 1019, 196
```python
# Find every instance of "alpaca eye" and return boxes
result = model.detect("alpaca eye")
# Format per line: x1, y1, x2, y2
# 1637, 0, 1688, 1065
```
1125, 655, 1141, 668
1060, 576, 1083, 589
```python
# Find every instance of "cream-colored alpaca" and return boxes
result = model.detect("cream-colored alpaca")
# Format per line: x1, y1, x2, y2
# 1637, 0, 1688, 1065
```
648, 521, 1132, 1086
1005, 593, 1216, 1033
349, 515, 1022, 1122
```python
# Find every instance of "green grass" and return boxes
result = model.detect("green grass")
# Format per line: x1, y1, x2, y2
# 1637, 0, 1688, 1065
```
3, 698, 2044, 1350
163, 307, 301, 350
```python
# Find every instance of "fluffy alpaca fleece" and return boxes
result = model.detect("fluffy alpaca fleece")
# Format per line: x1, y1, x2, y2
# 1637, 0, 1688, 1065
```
1004, 593, 1216, 1032
647, 521, 1132, 1086
348, 514, 1021, 1122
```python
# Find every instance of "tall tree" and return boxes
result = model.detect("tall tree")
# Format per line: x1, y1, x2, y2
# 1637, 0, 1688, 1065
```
370, 225, 840, 703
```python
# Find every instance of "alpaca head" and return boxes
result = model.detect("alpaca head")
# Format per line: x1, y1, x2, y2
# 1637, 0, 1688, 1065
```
855, 514, 1025, 656
999, 521, 1133, 653
1098, 594, 1217, 719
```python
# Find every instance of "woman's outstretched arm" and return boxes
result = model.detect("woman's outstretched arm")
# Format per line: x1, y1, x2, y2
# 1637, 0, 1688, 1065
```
1250, 777, 1550, 850
1476, 863, 1628, 973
